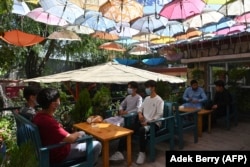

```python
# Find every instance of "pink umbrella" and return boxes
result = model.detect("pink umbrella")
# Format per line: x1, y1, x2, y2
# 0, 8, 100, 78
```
26, 8, 69, 26
235, 12, 250, 24
159, 0, 206, 20
215, 24, 246, 35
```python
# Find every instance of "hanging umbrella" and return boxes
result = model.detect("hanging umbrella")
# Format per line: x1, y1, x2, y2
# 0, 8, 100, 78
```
0, 30, 44, 47
99, 0, 143, 22
158, 46, 183, 61
132, 32, 160, 42
39, 0, 85, 24
137, 0, 164, 15
183, 10, 225, 28
235, 12, 250, 24
215, 24, 246, 35
26, 8, 69, 26
150, 36, 176, 44
174, 28, 202, 40
47, 30, 81, 41
24, 0, 39, 4
113, 58, 138, 65
12, 0, 30, 15
91, 31, 119, 40
128, 45, 152, 55
154, 20, 187, 37
69, 0, 108, 11
204, 0, 229, 5
160, 0, 206, 20
115, 38, 139, 45
131, 14, 169, 33
76, 11, 116, 32
218, 0, 250, 16
142, 57, 166, 66
200, 17, 236, 33
65, 25, 95, 34
99, 42, 126, 52
108, 22, 140, 38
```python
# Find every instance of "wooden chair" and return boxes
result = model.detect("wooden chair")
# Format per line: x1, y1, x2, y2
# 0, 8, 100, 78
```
12, 111, 94, 167
225, 94, 238, 130
123, 102, 175, 162
164, 101, 198, 149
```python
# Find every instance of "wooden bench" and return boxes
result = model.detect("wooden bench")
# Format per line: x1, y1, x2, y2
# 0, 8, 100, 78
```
12, 111, 94, 167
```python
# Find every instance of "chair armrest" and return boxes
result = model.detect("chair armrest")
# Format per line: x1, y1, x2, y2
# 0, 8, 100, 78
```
147, 116, 175, 125
122, 111, 138, 118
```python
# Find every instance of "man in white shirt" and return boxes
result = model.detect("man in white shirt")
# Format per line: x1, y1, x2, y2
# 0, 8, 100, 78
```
110, 80, 163, 164
105, 81, 142, 126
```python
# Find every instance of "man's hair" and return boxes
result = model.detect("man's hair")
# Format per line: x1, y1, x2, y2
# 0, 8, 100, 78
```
37, 88, 60, 109
214, 80, 225, 87
23, 86, 40, 101
190, 79, 198, 85
128, 81, 138, 89
144, 80, 156, 88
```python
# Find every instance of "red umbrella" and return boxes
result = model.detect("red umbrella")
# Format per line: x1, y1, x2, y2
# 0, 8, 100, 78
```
0, 30, 44, 46
160, 0, 206, 20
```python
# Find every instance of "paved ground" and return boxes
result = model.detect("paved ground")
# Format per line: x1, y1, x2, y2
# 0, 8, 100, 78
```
96, 116, 250, 167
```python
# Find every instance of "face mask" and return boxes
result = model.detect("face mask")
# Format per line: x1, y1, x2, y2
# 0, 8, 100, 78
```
127, 88, 133, 95
145, 88, 151, 95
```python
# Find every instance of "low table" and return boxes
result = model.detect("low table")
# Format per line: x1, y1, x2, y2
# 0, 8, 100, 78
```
73, 122, 133, 167
178, 107, 212, 137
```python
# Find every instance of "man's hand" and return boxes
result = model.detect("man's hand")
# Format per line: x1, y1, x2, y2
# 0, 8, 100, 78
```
138, 112, 144, 122
119, 110, 128, 115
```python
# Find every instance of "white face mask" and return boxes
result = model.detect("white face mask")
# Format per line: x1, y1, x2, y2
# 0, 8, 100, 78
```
127, 88, 133, 95
145, 88, 151, 95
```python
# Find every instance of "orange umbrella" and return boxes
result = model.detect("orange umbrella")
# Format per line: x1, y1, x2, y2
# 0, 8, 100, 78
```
0, 30, 44, 46
99, 42, 126, 52
91, 31, 119, 40
99, 0, 143, 22
174, 28, 202, 40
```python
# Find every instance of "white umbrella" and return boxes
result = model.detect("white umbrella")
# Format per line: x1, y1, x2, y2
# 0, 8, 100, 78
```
108, 22, 140, 38
12, 0, 30, 15
218, 0, 250, 16
24, 62, 185, 84
47, 30, 81, 41
39, 0, 85, 24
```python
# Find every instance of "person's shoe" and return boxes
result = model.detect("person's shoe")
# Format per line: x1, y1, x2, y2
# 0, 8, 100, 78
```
136, 152, 146, 164
109, 151, 124, 161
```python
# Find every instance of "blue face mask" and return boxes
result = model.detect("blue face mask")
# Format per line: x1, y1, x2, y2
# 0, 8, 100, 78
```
127, 88, 133, 95
145, 88, 151, 95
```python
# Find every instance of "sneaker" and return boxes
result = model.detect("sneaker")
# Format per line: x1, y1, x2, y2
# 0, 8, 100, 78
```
109, 151, 124, 161
136, 152, 146, 164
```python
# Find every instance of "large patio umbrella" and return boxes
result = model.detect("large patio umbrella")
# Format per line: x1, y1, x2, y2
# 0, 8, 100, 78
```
23, 62, 185, 84
99, 0, 143, 22
0, 30, 45, 46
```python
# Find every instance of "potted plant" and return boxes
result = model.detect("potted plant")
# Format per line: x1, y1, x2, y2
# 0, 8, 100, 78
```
213, 69, 227, 81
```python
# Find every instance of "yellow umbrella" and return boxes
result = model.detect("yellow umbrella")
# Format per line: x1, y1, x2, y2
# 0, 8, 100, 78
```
150, 36, 176, 44
132, 32, 160, 42
69, 0, 108, 11
204, 0, 229, 5
25, 0, 39, 4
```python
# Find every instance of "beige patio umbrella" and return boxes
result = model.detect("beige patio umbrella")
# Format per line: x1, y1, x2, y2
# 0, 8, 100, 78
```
47, 30, 81, 41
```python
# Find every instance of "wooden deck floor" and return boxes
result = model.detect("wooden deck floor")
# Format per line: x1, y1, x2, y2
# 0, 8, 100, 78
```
96, 118, 250, 167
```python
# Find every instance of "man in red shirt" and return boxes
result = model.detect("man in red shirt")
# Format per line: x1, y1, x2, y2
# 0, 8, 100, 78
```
33, 88, 101, 164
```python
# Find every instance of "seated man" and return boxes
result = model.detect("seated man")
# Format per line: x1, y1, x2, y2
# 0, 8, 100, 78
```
104, 81, 142, 126
110, 80, 163, 164
212, 80, 232, 118
33, 88, 102, 165
182, 79, 207, 109
19, 86, 40, 120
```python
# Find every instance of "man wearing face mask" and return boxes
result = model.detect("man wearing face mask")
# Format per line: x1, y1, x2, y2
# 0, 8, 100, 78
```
182, 79, 207, 109
19, 85, 40, 120
105, 81, 142, 126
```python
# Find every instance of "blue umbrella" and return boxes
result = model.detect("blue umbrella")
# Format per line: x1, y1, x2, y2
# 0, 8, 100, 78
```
200, 17, 236, 33
75, 11, 116, 32
154, 21, 187, 37
113, 58, 138, 66
142, 57, 165, 66
137, 0, 170, 15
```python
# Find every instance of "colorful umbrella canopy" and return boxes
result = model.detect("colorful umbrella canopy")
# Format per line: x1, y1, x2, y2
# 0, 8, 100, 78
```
142, 57, 166, 66
218, 0, 250, 16
150, 36, 176, 44
235, 12, 250, 24
131, 14, 169, 33
76, 11, 116, 32
108, 22, 140, 38
65, 25, 95, 34
115, 38, 139, 45
99, 42, 126, 52
69, 0, 108, 11
26, 8, 69, 26
91, 31, 119, 40
160, 0, 206, 20
12, 0, 30, 15
0, 30, 44, 46
128, 45, 152, 55
174, 28, 202, 40
132, 32, 160, 42
204, 0, 229, 5
47, 30, 81, 41
39, 0, 85, 24
183, 10, 225, 28
99, 0, 143, 22
215, 24, 246, 35
154, 20, 187, 37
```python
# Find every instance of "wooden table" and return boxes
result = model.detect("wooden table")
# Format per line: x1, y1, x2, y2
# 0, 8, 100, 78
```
178, 107, 212, 137
73, 122, 133, 167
